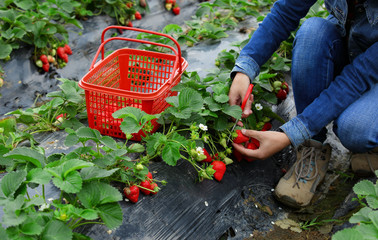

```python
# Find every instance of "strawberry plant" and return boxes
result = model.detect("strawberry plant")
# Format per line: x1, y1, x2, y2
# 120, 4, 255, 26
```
6, 78, 86, 134
333, 170, 378, 240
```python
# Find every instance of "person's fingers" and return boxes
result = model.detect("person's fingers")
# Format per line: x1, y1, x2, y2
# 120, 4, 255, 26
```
240, 129, 260, 139
232, 142, 263, 159
241, 94, 254, 118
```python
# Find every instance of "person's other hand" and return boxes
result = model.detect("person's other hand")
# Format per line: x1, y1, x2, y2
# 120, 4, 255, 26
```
228, 72, 253, 126
232, 129, 291, 160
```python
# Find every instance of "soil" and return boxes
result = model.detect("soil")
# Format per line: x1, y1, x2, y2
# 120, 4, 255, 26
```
242, 170, 360, 240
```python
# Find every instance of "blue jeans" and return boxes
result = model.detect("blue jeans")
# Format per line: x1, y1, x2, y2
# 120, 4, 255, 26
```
292, 17, 378, 153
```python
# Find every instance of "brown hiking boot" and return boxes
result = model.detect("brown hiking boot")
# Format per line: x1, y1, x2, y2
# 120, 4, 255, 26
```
274, 139, 332, 208
350, 147, 378, 177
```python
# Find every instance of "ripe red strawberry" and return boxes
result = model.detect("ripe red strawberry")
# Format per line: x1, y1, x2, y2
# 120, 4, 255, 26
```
233, 149, 243, 162
146, 172, 153, 181
172, 6, 180, 15
61, 53, 69, 63
250, 137, 260, 148
40, 54, 48, 64
212, 153, 220, 161
245, 142, 258, 162
135, 11, 142, 20
124, 185, 139, 203
42, 63, 50, 72
57, 47, 66, 59
211, 161, 226, 181
127, 21, 133, 27
262, 122, 272, 131
202, 149, 213, 162
233, 130, 249, 144
64, 44, 72, 55
150, 182, 158, 195
276, 89, 287, 101
139, 180, 152, 195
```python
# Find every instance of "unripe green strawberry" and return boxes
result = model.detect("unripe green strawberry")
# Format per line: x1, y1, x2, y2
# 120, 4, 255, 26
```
219, 138, 227, 149
35, 60, 43, 68
135, 163, 144, 171
223, 157, 233, 165
273, 80, 282, 89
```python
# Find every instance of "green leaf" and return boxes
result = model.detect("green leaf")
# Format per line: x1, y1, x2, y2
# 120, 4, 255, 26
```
179, 88, 203, 111
204, 97, 222, 111
366, 196, 378, 209
369, 211, 378, 229
354, 180, 376, 196
213, 94, 229, 103
213, 115, 229, 131
64, 133, 79, 147
52, 171, 82, 193
120, 117, 142, 134
1, 170, 27, 198
4, 147, 45, 168
14, 0, 36, 10
162, 142, 181, 166
350, 207, 372, 223
0, 42, 13, 59
97, 203, 123, 229
41, 219, 73, 240
0, 226, 8, 240
80, 166, 118, 181
332, 228, 364, 240
20, 219, 43, 235
62, 159, 94, 178
100, 136, 118, 150
146, 132, 165, 156
26, 168, 51, 185
76, 127, 100, 142
128, 143, 145, 153
2, 195, 27, 226
112, 107, 143, 120
77, 182, 122, 209
75, 208, 98, 221
356, 222, 378, 239
222, 104, 242, 120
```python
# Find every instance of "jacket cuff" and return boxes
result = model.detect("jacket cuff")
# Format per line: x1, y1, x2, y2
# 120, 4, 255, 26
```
230, 55, 260, 83
279, 117, 312, 149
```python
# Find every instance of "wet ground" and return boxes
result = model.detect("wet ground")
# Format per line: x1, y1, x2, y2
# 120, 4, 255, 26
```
0, 1, 362, 239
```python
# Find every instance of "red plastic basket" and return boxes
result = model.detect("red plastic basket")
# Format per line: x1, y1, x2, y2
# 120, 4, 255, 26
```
79, 26, 188, 141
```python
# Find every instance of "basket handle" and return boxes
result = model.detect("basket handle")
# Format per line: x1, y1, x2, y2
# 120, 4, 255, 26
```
92, 26, 183, 76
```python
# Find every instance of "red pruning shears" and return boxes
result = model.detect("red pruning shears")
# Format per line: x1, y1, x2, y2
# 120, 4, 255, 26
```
228, 84, 254, 143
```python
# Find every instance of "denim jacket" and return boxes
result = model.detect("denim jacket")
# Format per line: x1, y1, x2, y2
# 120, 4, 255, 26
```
231, 0, 378, 148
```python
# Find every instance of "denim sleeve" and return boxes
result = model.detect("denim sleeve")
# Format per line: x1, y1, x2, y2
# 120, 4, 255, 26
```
280, 42, 378, 148
231, 0, 317, 82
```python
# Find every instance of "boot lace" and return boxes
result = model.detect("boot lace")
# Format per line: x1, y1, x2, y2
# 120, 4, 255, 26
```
293, 147, 319, 189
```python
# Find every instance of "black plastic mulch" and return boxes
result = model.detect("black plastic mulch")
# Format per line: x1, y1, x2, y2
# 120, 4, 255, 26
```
0, 1, 299, 239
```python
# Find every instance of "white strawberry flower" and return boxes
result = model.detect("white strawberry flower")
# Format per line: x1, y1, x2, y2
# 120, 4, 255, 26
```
255, 103, 263, 111
196, 147, 204, 156
199, 123, 208, 131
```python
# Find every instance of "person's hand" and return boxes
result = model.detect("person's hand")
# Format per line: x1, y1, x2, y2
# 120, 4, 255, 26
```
232, 129, 291, 160
229, 72, 254, 126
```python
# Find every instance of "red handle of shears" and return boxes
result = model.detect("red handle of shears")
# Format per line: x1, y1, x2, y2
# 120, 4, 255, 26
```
241, 84, 254, 111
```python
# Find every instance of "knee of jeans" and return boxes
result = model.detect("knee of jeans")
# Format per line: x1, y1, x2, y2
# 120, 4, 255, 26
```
294, 17, 338, 48
334, 118, 374, 153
